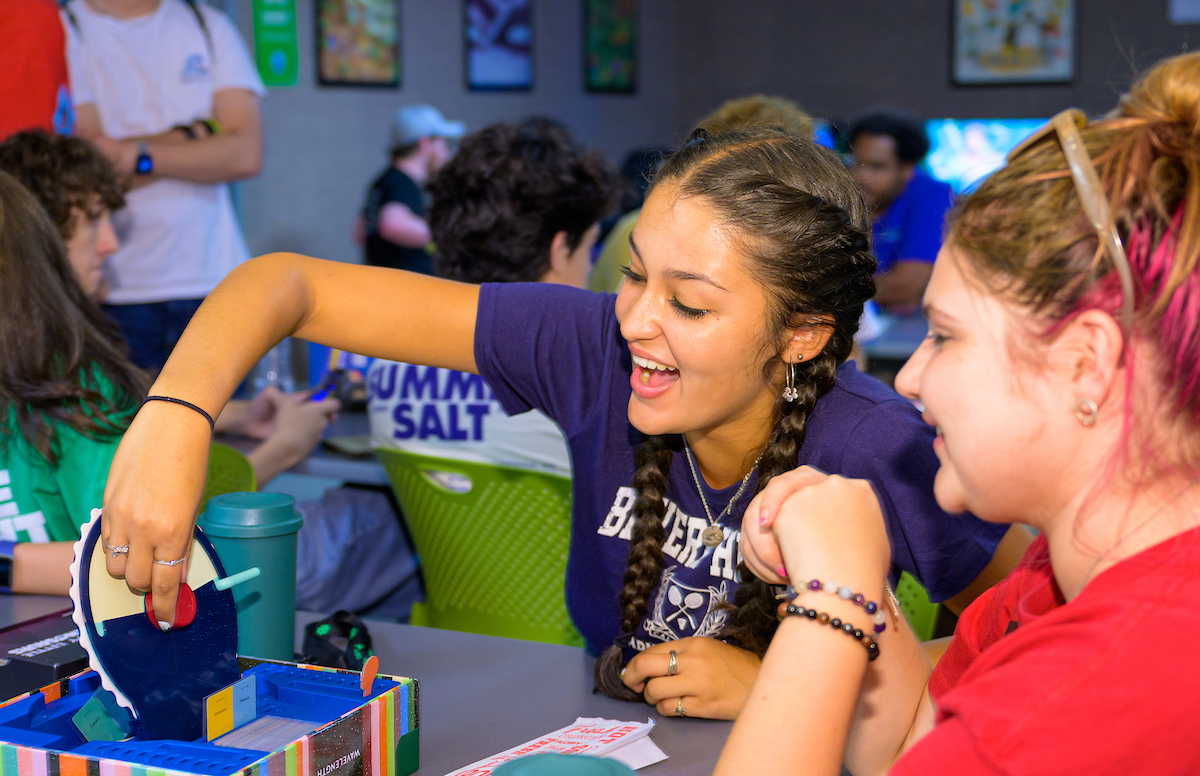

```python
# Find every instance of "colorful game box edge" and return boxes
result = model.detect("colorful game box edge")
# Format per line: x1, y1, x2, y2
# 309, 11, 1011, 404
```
0, 656, 418, 776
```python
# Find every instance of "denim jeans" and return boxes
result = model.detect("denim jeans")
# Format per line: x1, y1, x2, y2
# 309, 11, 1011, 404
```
103, 298, 205, 371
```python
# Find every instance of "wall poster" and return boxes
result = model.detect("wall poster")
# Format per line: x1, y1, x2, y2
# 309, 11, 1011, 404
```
953, 0, 1074, 84
317, 0, 401, 87
465, 0, 533, 91
584, 0, 636, 93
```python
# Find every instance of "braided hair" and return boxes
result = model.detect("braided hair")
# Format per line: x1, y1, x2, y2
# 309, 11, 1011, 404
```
594, 128, 876, 700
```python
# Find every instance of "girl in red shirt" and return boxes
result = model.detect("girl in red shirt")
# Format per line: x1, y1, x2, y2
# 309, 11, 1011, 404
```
725, 51, 1200, 775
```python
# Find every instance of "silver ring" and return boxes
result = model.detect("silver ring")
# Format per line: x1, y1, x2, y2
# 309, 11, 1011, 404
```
674, 697, 687, 717
667, 649, 678, 677
103, 540, 129, 558
153, 557, 187, 567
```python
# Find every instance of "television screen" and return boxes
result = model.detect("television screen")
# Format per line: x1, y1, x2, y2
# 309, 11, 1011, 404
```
924, 119, 1046, 193
812, 119, 837, 151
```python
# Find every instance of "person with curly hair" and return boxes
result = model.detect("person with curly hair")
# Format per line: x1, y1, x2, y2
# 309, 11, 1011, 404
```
723, 52, 1200, 774
100, 126, 1022, 721
367, 119, 616, 477
0, 130, 124, 299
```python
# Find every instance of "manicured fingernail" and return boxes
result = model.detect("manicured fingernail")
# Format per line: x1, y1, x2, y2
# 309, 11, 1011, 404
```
158, 620, 172, 632
776, 565, 787, 577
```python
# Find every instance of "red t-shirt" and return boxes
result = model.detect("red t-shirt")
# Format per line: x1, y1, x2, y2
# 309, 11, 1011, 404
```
893, 525, 1200, 774
0, 0, 72, 139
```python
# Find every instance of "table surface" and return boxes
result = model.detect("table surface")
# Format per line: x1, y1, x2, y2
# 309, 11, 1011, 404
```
0, 599, 730, 775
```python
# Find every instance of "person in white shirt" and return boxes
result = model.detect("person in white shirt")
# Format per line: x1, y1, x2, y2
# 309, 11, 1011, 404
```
62, 0, 265, 371
367, 118, 616, 477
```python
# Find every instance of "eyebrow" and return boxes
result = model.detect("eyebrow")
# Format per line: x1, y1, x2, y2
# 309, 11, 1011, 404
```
628, 233, 730, 293
921, 302, 958, 324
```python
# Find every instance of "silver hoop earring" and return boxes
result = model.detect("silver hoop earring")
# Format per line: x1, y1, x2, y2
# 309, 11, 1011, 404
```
783, 361, 799, 402
1075, 397, 1098, 427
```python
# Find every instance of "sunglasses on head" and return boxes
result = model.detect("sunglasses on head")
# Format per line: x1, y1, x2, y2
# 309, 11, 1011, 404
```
1007, 109, 1135, 332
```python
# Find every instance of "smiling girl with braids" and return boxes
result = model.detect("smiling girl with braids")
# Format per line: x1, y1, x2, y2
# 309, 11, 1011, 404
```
101, 128, 1020, 719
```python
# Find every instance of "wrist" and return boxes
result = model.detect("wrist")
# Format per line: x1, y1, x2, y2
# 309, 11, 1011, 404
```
782, 599, 880, 662
134, 142, 154, 175
260, 433, 308, 467
138, 395, 216, 436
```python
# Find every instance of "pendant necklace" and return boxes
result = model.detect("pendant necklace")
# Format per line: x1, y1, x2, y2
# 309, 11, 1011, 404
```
683, 442, 762, 547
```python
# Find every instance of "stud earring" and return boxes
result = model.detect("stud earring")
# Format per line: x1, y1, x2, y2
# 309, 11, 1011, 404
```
1075, 397, 1098, 427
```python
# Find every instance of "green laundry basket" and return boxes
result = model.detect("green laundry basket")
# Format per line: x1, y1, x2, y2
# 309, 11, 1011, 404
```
375, 448, 583, 647
895, 571, 941, 641
203, 442, 257, 505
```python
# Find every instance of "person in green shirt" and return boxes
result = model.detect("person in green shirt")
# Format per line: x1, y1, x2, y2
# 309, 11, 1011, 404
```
0, 132, 339, 595
0, 168, 141, 593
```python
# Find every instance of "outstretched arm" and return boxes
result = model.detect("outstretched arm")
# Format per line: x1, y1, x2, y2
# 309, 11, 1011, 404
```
102, 254, 480, 626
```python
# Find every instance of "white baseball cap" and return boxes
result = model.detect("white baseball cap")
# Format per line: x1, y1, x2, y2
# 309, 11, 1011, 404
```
392, 104, 467, 146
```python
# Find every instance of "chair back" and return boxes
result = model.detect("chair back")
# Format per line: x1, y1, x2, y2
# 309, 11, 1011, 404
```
895, 571, 941, 641
375, 448, 582, 647
203, 442, 257, 505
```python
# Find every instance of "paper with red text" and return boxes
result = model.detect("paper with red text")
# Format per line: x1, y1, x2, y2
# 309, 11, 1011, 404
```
443, 717, 666, 775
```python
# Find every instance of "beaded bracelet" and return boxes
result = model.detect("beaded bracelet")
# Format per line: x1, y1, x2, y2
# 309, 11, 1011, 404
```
785, 603, 879, 661
783, 579, 887, 634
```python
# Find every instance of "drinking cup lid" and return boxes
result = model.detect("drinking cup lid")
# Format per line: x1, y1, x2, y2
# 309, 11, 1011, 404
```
197, 492, 303, 538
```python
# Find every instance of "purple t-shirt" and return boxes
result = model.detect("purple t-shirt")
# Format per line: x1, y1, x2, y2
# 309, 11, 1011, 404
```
475, 283, 1007, 656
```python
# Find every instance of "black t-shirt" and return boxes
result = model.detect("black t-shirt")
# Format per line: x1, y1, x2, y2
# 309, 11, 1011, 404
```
362, 167, 434, 274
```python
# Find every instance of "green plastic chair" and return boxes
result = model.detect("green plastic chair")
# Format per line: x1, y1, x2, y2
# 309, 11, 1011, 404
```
375, 448, 584, 647
895, 572, 941, 641
203, 442, 256, 505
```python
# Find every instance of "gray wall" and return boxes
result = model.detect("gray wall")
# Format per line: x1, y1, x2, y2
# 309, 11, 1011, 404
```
671, 0, 1197, 128
232, 0, 686, 264
228, 0, 1197, 264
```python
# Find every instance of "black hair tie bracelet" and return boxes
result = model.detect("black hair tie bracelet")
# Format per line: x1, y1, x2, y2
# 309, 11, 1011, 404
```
784, 603, 879, 661
143, 396, 215, 434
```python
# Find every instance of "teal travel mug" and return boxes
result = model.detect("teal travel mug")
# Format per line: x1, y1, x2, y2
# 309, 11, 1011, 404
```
197, 492, 304, 660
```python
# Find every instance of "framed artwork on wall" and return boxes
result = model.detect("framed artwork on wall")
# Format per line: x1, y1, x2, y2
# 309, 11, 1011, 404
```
952, 0, 1074, 85
316, 0, 401, 88
584, 0, 637, 93
465, 0, 533, 91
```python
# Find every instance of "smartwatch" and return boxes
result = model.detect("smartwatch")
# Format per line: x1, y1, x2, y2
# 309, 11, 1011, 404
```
135, 142, 154, 176
0, 540, 15, 594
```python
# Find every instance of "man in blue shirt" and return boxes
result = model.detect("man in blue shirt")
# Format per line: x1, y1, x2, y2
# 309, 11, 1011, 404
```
849, 110, 954, 312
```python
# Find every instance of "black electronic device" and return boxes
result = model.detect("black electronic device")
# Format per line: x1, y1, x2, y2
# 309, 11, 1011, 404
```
0, 608, 88, 702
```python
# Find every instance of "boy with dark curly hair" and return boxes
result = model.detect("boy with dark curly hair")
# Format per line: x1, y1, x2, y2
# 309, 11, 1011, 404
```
0, 130, 124, 299
427, 118, 616, 287
367, 119, 616, 477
